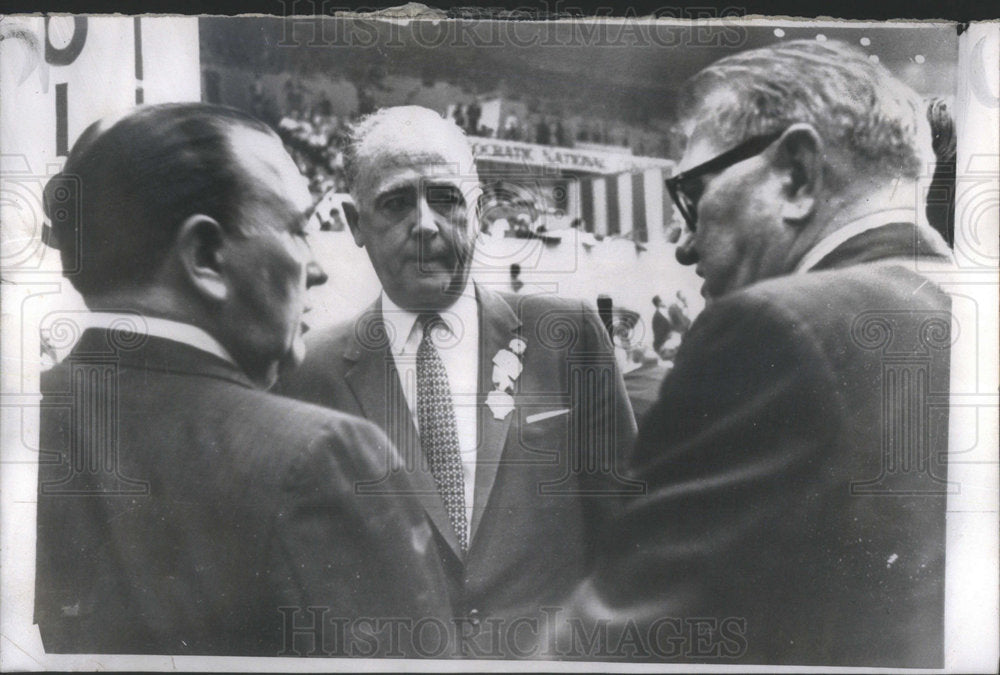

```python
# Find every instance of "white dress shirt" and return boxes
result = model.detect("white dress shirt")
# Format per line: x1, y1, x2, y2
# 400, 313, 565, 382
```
58, 312, 236, 366
381, 286, 480, 537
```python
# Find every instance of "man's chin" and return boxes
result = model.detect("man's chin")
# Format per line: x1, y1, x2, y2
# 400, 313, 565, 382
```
392, 276, 468, 310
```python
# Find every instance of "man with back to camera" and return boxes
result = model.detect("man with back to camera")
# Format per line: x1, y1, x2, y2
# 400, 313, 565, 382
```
35, 103, 452, 656
556, 40, 954, 667
279, 106, 639, 652
650, 295, 671, 353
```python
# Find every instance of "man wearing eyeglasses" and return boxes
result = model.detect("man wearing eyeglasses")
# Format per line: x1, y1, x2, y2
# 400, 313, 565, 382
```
552, 40, 954, 667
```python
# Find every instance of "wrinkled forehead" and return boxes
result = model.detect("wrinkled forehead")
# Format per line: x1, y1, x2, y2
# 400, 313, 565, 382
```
228, 125, 313, 216
354, 148, 478, 203
357, 118, 475, 169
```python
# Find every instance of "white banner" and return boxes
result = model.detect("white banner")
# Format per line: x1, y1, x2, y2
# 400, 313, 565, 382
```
470, 136, 672, 175
1, 16, 201, 277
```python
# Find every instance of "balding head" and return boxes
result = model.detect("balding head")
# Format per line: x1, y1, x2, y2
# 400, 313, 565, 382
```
344, 106, 479, 210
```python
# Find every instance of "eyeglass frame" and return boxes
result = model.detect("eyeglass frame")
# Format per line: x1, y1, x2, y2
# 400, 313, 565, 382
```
665, 129, 786, 231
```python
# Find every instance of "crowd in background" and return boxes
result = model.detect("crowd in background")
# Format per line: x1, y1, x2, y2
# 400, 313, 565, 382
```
456, 103, 655, 151
246, 74, 956, 407
247, 75, 675, 198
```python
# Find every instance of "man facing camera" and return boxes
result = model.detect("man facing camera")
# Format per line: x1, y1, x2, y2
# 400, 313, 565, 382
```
35, 103, 451, 656
279, 106, 639, 649
558, 40, 954, 667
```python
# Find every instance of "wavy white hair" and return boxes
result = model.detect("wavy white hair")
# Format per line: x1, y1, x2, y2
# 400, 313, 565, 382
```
679, 39, 934, 184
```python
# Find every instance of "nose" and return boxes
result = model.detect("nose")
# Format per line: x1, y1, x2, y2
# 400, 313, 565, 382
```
675, 229, 699, 266
413, 195, 439, 237
305, 259, 328, 289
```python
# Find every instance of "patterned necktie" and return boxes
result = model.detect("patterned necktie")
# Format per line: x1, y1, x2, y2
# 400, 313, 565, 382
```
416, 313, 469, 554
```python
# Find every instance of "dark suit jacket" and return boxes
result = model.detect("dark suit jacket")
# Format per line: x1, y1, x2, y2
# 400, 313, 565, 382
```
35, 329, 452, 656
563, 222, 954, 667
279, 285, 639, 639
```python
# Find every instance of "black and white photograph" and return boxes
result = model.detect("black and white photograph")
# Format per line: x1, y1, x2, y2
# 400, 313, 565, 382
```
0, 6, 997, 671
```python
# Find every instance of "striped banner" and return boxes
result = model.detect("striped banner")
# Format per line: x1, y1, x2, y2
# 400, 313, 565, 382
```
572, 168, 673, 243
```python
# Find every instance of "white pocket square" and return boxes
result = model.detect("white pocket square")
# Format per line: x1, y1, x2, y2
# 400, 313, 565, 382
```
525, 409, 571, 424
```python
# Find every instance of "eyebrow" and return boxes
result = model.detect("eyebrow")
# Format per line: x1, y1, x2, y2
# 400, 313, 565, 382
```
375, 184, 416, 202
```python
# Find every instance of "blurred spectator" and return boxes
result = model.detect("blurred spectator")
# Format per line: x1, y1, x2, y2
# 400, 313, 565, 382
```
284, 76, 304, 111
512, 213, 533, 237
651, 295, 671, 352
596, 294, 614, 339
327, 207, 346, 232
652, 292, 691, 354
667, 291, 691, 335
926, 98, 956, 247
656, 332, 683, 363
502, 113, 522, 141
536, 116, 551, 145
509, 263, 524, 293
317, 93, 332, 117
554, 119, 567, 146
467, 100, 481, 135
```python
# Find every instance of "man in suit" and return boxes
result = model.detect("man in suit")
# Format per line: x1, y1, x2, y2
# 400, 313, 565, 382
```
666, 291, 691, 336
650, 295, 671, 353
35, 103, 452, 656
279, 106, 639, 653
555, 40, 954, 667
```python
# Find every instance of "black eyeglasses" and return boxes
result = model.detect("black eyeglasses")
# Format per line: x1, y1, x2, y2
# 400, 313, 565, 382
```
665, 130, 785, 231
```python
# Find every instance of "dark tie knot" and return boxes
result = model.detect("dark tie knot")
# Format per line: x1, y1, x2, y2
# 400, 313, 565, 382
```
419, 313, 449, 341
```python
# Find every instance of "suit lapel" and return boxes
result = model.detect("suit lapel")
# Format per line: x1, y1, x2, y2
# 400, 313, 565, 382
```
342, 302, 396, 428
342, 300, 464, 559
470, 286, 521, 542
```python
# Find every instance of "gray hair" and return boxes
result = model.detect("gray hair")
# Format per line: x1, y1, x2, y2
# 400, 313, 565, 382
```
343, 105, 477, 204
679, 39, 933, 182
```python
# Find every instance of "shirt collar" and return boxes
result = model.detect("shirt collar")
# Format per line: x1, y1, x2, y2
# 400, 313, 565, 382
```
80, 312, 237, 366
380, 283, 479, 355
795, 208, 920, 273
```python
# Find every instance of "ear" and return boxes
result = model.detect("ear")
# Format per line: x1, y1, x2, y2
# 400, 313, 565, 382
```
342, 199, 365, 248
771, 123, 824, 224
176, 214, 228, 303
